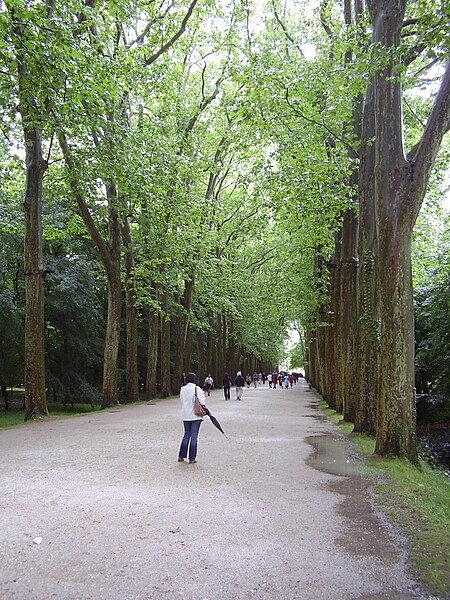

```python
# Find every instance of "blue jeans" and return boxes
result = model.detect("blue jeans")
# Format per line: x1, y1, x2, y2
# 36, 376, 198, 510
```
179, 420, 202, 461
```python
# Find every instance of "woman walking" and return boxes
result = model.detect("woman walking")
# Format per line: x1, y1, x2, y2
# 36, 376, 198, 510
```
178, 372, 207, 464
223, 372, 231, 400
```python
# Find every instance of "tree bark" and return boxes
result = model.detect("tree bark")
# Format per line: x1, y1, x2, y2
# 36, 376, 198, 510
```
216, 312, 225, 386
146, 308, 158, 400
122, 217, 139, 403
7, 2, 49, 420
58, 133, 122, 407
184, 324, 193, 374
355, 82, 378, 435
197, 331, 206, 381
23, 128, 48, 420
101, 185, 122, 407
172, 278, 194, 394
338, 208, 358, 422
160, 290, 171, 398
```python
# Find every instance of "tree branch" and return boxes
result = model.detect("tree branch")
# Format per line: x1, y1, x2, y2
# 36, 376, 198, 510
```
57, 130, 114, 273
271, 0, 304, 57
408, 59, 450, 221
144, 0, 199, 67
285, 87, 359, 159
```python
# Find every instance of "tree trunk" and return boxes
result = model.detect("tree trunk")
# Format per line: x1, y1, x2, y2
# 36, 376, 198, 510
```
23, 128, 48, 420
184, 324, 193, 374
206, 320, 214, 381
355, 82, 378, 435
197, 332, 206, 381
58, 133, 122, 408
160, 290, 171, 398
376, 209, 416, 457
216, 312, 225, 386
339, 208, 358, 422
8, 4, 49, 420
172, 278, 194, 394
227, 318, 236, 375
146, 309, 158, 400
369, 0, 415, 460
122, 217, 139, 403
101, 189, 121, 407
324, 258, 337, 408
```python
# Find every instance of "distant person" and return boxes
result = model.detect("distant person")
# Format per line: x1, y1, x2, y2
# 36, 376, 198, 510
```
245, 374, 252, 388
223, 372, 231, 400
252, 372, 258, 388
272, 372, 277, 389
235, 371, 245, 400
204, 374, 214, 396
178, 372, 207, 464
181, 372, 187, 386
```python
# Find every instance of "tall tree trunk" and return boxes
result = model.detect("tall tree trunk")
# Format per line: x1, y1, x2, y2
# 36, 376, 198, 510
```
197, 332, 206, 381
23, 128, 48, 420
355, 83, 378, 435
216, 312, 225, 386
206, 319, 214, 380
184, 324, 193, 374
160, 290, 171, 398
146, 308, 158, 400
101, 186, 122, 407
7, 3, 49, 420
227, 318, 236, 375
339, 208, 358, 422
172, 278, 194, 394
58, 133, 122, 407
122, 217, 139, 403
368, 0, 450, 461
324, 250, 338, 408
370, 0, 417, 460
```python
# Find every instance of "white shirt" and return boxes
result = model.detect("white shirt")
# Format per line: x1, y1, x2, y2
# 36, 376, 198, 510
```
180, 383, 206, 421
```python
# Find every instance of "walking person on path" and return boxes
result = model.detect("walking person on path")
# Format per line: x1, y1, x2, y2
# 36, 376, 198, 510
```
235, 370, 245, 400
178, 372, 207, 464
204, 373, 214, 396
223, 372, 231, 400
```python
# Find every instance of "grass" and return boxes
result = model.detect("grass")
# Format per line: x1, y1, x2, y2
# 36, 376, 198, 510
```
0, 403, 100, 429
0, 392, 165, 429
320, 401, 450, 599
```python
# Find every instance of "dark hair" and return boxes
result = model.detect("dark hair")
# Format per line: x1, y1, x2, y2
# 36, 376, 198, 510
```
186, 372, 198, 384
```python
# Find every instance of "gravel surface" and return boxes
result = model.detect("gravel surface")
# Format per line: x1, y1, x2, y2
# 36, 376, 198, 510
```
0, 381, 424, 599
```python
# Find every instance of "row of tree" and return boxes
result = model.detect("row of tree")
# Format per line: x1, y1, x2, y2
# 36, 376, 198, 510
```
1, 0, 294, 417
1, 0, 449, 464
298, 1, 450, 464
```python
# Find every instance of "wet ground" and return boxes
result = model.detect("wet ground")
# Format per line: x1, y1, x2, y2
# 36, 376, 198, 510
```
0, 382, 428, 599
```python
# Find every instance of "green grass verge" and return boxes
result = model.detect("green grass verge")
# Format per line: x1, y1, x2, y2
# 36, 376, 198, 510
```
0, 404, 100, 429
320, 401, 450, 598
0, 395, 166, 429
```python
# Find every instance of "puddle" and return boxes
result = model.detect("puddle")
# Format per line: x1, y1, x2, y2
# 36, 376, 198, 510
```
306, 434, 363, 477
304, 413, 327, 422
305, 434, 423, 598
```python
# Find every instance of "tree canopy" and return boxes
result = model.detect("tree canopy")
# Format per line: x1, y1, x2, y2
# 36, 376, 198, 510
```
0, 0, 449, 462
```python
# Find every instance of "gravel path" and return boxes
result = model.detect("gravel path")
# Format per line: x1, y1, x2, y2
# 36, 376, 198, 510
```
0, 381, 423, 599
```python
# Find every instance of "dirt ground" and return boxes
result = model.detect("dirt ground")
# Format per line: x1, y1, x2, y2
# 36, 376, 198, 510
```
0, 380, 426, 600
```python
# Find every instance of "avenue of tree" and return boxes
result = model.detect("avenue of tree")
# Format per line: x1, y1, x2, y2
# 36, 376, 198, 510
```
1, 0, 449, 465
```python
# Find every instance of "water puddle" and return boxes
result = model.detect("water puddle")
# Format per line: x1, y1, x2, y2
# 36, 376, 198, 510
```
306, 434, 363, 477
305, 428, 422, 598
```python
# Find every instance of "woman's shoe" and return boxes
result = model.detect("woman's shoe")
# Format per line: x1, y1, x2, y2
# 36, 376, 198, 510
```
178, 457, 185, 462
189, 460, 197, 464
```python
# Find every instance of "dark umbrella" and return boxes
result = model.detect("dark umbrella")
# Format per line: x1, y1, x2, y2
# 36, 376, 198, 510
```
203, 407, 228, 438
